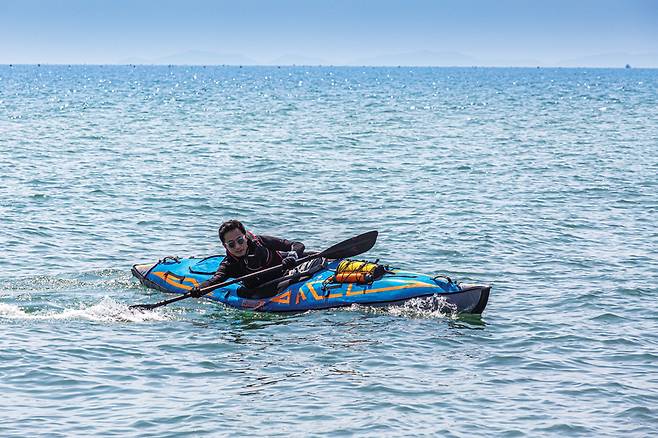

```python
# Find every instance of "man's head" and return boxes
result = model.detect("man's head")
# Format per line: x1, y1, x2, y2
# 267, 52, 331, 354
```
218, 219, 248, 257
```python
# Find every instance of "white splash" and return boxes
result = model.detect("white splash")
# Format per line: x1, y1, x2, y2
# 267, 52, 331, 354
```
345, 295, 459, 319
0, 297, 171, 323
387, 296, 459, 319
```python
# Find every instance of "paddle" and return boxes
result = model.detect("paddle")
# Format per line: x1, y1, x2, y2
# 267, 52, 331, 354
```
130, 230, 378, 311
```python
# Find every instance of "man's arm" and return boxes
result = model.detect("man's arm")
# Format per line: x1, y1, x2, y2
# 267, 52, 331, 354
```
259, 235, 305, 257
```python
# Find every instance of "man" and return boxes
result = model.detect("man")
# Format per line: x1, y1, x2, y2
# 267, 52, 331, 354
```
190, 219, 305, 297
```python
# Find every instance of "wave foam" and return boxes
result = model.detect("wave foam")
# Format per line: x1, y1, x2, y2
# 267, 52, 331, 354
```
345, 295, 460, 319
0, 297, 171, 323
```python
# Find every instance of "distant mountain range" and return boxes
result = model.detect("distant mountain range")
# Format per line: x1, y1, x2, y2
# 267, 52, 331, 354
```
122, 50, 258, 66
118, 49, 658, 68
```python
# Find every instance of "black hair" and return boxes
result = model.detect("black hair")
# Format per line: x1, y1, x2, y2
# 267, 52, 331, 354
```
218, 219, 246, 243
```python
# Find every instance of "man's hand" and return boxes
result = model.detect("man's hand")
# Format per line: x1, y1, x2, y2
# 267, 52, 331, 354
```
282, 253, 298, 270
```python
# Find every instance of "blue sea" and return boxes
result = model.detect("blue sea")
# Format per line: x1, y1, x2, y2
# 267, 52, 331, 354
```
1, 65, 657, 437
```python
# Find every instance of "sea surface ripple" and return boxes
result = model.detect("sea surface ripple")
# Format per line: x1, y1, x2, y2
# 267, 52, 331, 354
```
1, 65, 657, 437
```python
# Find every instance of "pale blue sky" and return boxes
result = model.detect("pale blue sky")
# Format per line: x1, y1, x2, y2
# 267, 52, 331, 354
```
1, 0, 657, 66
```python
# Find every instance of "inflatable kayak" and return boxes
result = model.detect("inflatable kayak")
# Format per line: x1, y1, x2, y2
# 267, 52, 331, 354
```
131, 255, 490, 314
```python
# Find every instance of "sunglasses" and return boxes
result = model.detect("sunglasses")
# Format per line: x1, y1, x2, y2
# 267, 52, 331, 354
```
225, 235, 246, 249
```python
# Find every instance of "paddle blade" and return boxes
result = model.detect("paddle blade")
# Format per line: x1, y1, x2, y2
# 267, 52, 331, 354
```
130, 303, 157, 311
320, 230, 378, 260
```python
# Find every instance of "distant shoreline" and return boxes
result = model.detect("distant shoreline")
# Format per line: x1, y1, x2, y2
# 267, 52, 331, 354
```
1, 63, 655, 69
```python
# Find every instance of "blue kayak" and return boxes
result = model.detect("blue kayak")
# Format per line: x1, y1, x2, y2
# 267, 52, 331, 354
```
131, 255, 490, 314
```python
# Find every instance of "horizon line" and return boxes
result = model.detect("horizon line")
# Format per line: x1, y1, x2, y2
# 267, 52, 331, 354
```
1, 63, 653, 69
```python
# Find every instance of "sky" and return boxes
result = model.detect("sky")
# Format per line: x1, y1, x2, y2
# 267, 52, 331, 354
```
1, 0, 657, 67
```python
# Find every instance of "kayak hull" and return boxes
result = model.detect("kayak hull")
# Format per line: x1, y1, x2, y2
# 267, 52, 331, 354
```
131, 256, 490, 314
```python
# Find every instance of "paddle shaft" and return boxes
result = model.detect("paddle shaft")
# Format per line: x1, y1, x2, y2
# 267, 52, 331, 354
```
140, 253, 318, 309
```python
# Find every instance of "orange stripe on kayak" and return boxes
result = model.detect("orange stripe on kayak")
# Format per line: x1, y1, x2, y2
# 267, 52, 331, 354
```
151, 272, 439, 305
360, 281, 438, 294
304, 280, 438, 300
307, 283, 325, 300
152, 272, 199, 291
270, 291, 291, 305
328, 283, 345, 299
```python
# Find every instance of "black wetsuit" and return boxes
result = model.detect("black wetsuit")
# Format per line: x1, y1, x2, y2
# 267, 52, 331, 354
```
199, 234, 305, 291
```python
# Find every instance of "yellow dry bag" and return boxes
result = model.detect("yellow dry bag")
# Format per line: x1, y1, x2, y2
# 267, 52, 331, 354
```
333, 260, 386, 284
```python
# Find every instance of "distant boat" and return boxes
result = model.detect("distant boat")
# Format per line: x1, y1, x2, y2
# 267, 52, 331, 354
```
625, 64, 632, 69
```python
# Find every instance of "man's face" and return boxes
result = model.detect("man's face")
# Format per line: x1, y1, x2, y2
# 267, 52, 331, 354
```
223, 228, 248, 257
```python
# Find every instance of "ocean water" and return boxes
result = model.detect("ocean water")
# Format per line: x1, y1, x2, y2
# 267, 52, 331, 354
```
1, 65, 657, 437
